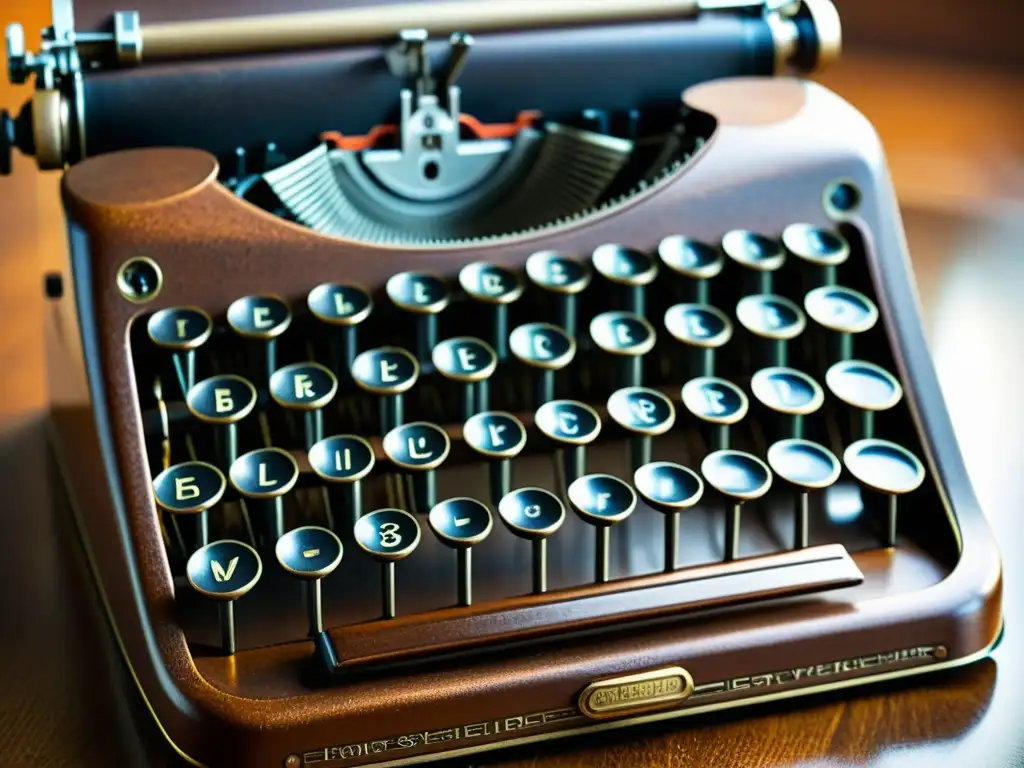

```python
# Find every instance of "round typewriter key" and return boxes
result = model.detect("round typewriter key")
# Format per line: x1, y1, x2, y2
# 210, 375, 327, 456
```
607, 387, 676, 472
735, 294, 807, 368
592, 243, 658, 317
805, 285, 879, 362
509, 322, 576, 403
535, 399, 602, 487
844, 439, 925, 548
567, 474, 637, 583
187, 374, 258, 468
701, 450, 773, 561
153, 460, 226, 549
463, 411, 527, 506
825, 359, 903, 440
498, 487, 566, 594
782, 224, 849, 286
658, 236, 724, 304
459, 263, 524, 359
722, 230, 786, 294
382, 422, 451, 513
634, 462, 704, 571
525, 251, 591, 337
386, 272, 450, 363
767, 439, 841, 549
664, 303, 733, 378
186, 539, 262, 655
354, 508, 422, 619
307, 283, 373, 375
432, 336, 498, 419
270, 362, 339, 450
750, 366, 824, 440
428, 497, 494, 606
230, 447, 299, 544
681, 376, 748, 451
309, 434, 376, 525
147, 306, 213, 398
275, 525, 343, 636
590, 311, 657, 388
351, 346, 419, 435
227, 295, 292, 385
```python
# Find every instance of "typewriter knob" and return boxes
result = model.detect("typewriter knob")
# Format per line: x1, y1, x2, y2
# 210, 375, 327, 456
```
458, 262, 524, 359
592, 244, 658, 317
428, 497, 494, 606
275, 526, 344, 637
767, 439, 841, 549
308, 434, 376, 526
226, 295, 292, 386
186, 374, 258, 468
606, 386, 676, 473
525, 251, 591, 338
664, 303, 733, 379
843, 439, 925, 548
463, 411, 527, 507
658, 236, 725, 305
701, 450, 772, 562
633, 462, 704, 572
681, 377, 749, 452
735, 294, 807, 369
509, 322, 576, 404
782, 224, 850, 287
351, 346, 420, 435
498, 487, 566, 594
567, 474, 637, 583
186, 539, 262, 655
153, 460, 226, 551
386, 272, 450, 364
354, 508, 422, 619
269, 362, 339, 450
146, 306, 213, 399
535, 399, 602, 487
382, 422, 451, 514
589, 311, 657, 389
307, 283, 373, 376
804, 286, 879, 363
229, 447, 300, 546
750, 367, 824, 441
722, 231, 786, 295
825, 359, 903, 440
432, 336, 498, 419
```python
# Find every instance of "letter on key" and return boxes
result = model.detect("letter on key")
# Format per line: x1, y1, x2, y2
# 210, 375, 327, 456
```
307, 283, 373, 372
782, 224, 849, 286
275, 525, 344, 636
382, 422, 451, 513
229, 447, 300, 544
722, 230, 786, 294
269, 362, 339, 449
351, 346, 419, 435
750, 367, 824, 440
186, 374, 258, 467
658, 236, 725, 305
633, 462, 704, 572
354, 508, 422, 619
735, 294, 807, 368
681, 376, 749, 451
432, 336, 498, 419
146, 306, 213, 398
509, 322, 576, 404
664, 303, 733, 378
525, 251, 591, 337
498, 487, 566, 594
535, 399, 602, 487
308, 435, 376, 524
226, 295, 292, 384
463, 411, 528, 506
606, 387, 676, 472
186, 539, 262, 655
458, 263, 524, 359
428, 497, 493, 606
805, 285, 879, 362
153, 461, 226, 550
386, 272, 450, 363
567, 474, 637, 584
589, 311, 657, 388
592, 243, 659, 317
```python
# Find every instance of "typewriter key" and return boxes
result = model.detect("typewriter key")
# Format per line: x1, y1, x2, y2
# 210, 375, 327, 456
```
701, 450, 773, 561
750, 367, 824, 440
567, 474, 637, 583
664, 303, 733, 378
843, 439, 925, 548
463, 411, 528, 506
275, 526, 343, 637
186, 375, 258, 467
782, 224, 850, 287
432, 337, 498, 419
146, 306, 212, 399
509, 322, 576, 404
226, 295, 292, 386
354, 508, 421, 619
186, 539, 262, 655
308, 435, 376, 526
525, 251, 591, 338
825, 359, 903, 440
498, 487, 566, 594
681, 377, 749, 451
766, 439, 841, 549
307, 283, 373, 376
535, 400, 602, 487
458, 263, 524, 359
633, 462, 704, 572
382, 422, 451, 513
592, 243, 658, 317
658, 236, 725, 305
606, 387, 676, 472
804, 285, 879, 362
351, 346, 419, 435
229, 447, 300, 545
589, 311, 657, 388
386, 272, 450, 364
428, 497, 494, 606
153, 460, 226, 550
735, 294, 807, 368
722, 230, 786, 295
269, 362, 339, 450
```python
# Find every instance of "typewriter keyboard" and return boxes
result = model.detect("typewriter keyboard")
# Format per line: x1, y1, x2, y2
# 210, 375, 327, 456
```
131, 222, 955, 678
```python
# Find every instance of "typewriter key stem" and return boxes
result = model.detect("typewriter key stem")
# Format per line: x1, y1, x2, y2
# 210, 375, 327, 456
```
560, 293, 578, 338
861, 409, 875, 440
412, 470, 438, 514
630, 284, 645, 318
457, 548, 472, 607
171, 351, 197, 400
490, 460, 512, 508
795, 491, 810, 549
564, 445, 586, 487
493, 305, 509, 360
664, 513, 680, 572
713, 424, 730, 452
539, 369, 556, 403
792, 414, 805, 441
342, 325, 358, 378
304, 410, 324, 451
461, 383, 476, 422
476, 379, 490, 412
219, 602, 237, 655
630, 435, 652, 474
265, 339, 278, 389
382, 562, 397, 620
197, 511, 210, 549
271, 497, 285, 542
417, 316, 439, 365
830, 332, 854, 363
306, 579, 324, 636
225, 424, 239, 466
624, 355, 643, 389
724, 502, 742, 561
885, 494, 898, 548
595, 526, 611, 583
533, 539, 548, 594
770, 338, 788, 368
344, 482, 364, 525
380, 394, 404, 435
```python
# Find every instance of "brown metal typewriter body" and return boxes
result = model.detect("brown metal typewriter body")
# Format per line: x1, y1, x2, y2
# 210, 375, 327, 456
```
5, 0, 1002, 766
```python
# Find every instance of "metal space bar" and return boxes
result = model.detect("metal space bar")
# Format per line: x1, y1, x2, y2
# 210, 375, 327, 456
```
319, 544, 862, 675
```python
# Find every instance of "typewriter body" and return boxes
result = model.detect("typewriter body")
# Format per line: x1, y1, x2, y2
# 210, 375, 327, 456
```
1, 0, 1003, 766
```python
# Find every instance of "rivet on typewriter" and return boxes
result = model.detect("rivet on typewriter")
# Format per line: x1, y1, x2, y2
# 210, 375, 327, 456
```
153, 461, 226, 551
116, 256, 163, 304
525, 251, 592, 338
766, 439, 841, 549
186, 374, 258, 468
351, 346, 419, 435
275, 526, 344, 637
229, 447, 300, 546
825, 359, 904, 441
535, 400, 602, 488
606, 387, 676, 473
681, 376, 748, 452
567, 474, 637, 583
431, 336, 498, 419
589, 310, 657, 389
843, 439, 925, 548
664, 303, 733, 378
782, 223, 850, 287
458, 262, 524, 360
428, 497, 493, 606
509, 322, 576, 404
633, 462, 704, 572
722, 230, 786, 295
382, 422, 451, 513
498, 487, 565, 594
269, 362, 339, 450
354, 508, 421, 620
750, 366, 824, 440
735, 293, 807, 368
804, 285, 879, 362
226, 295, 292, 387
146, 306, 213, 399
658, 236, 725, 305
463, 411, 527, 507
186, 539, 262, 655
592, 244, 659, 317
306, 283, 373, 378
701, 451, 773, 562
386, 272, 450, 364
308, 435, 376, 527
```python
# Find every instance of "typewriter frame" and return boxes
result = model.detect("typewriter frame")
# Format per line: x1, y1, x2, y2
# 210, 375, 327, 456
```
45, 77, 1002, 768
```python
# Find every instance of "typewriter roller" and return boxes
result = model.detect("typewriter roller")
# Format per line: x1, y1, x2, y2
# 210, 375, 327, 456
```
3, 0, 1002, 766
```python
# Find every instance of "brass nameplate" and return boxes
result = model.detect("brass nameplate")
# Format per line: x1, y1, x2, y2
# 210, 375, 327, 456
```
578, 666, 695, 720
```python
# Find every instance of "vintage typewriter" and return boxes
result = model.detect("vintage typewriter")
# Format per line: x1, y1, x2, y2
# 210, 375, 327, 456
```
0, 0, 1004, 766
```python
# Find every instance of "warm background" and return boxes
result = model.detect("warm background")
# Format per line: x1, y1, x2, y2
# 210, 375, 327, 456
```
1, 1, 1023, 766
